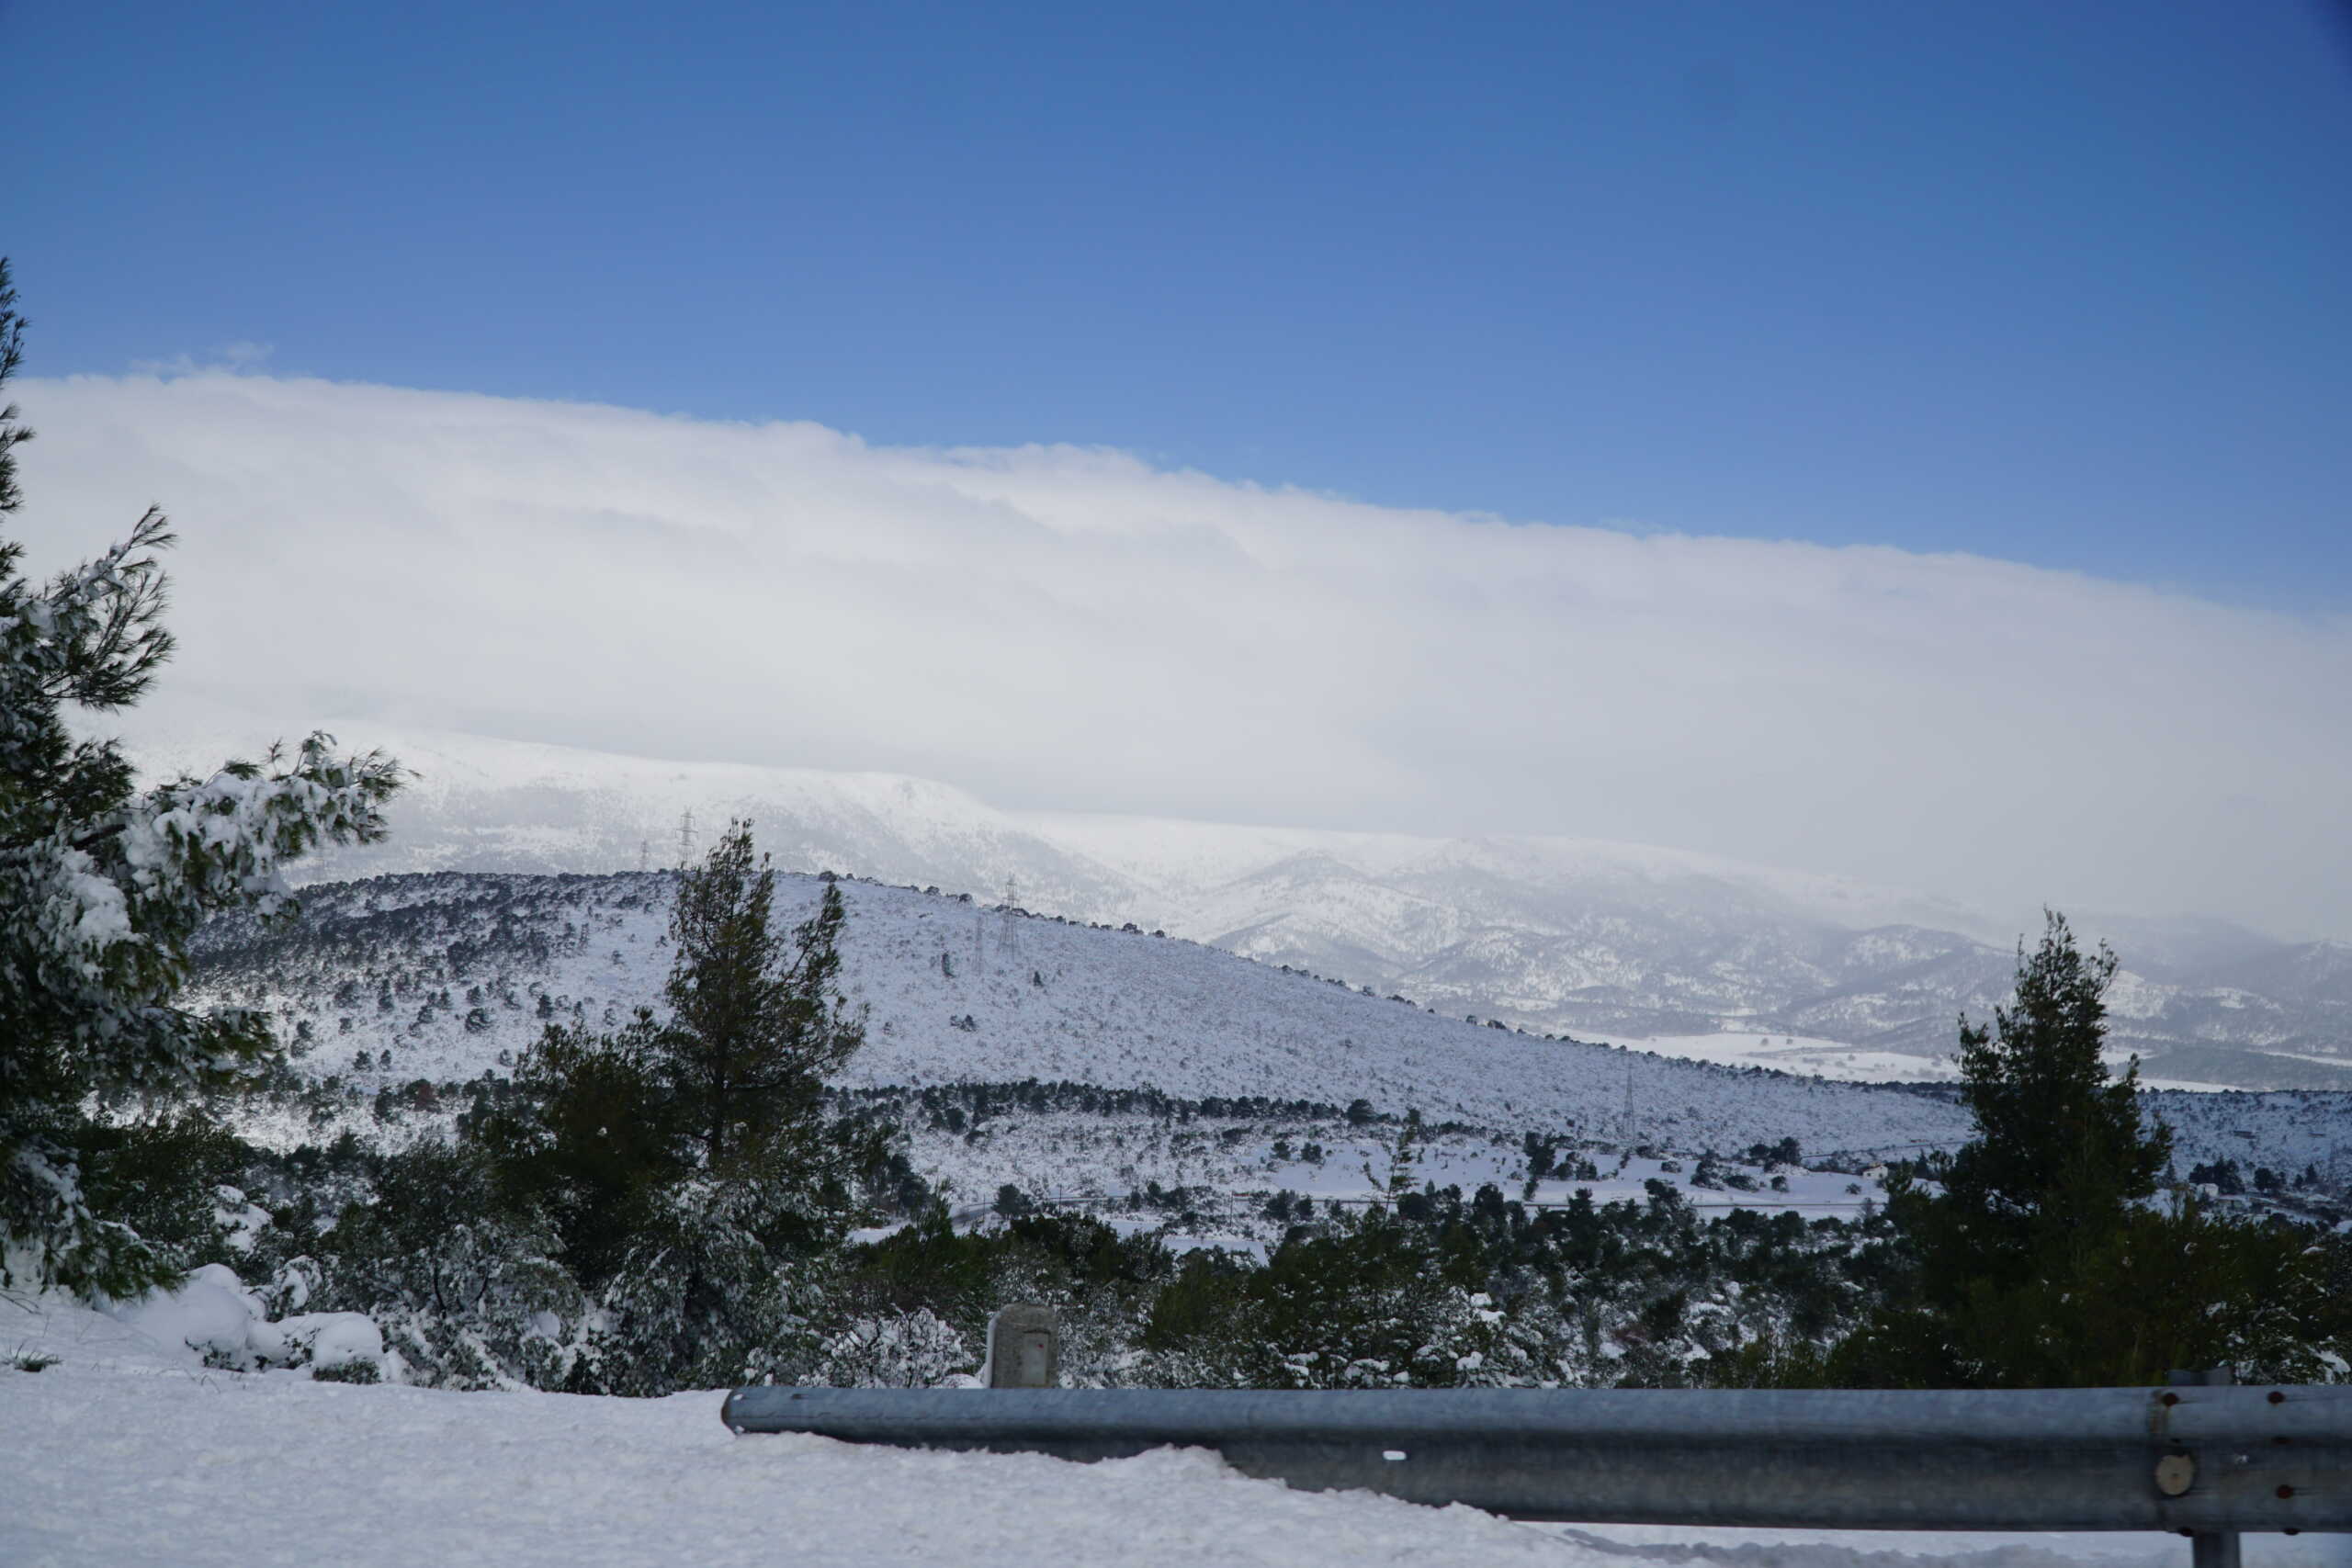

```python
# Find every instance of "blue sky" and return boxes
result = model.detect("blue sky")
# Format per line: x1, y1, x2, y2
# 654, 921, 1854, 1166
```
11, 0, 2350, 605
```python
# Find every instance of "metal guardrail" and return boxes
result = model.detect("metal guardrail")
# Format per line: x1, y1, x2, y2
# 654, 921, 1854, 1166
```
723, 1382, 2352, 1538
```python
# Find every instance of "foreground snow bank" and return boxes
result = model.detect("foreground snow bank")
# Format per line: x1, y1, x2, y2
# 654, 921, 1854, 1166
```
106, 1262, 384, 1375
0, 1289, 1566, 1568
4, 1291, 2346, 1568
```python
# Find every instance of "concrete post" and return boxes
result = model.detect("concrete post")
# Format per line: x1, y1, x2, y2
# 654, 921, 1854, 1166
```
987, 1303, 1059, 1389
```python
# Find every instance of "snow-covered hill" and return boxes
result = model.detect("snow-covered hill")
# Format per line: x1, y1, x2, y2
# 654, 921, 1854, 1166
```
189, 869, 2352, 1188
193, 869, 1968, 1157
136, 724, 2352, 1090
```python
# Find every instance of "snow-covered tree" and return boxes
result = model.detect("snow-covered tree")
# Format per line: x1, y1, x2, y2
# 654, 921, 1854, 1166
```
810, 1307, 972, 1388
664, 821, 864, 1174
318, 1142, 582, 1391
580, 1170, 828, 1394
0, 259, 402, 1296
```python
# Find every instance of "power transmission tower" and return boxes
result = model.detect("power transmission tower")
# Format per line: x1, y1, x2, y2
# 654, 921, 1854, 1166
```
676, 807, 696, 869
1000, 875, 1019, 963
638, 838, 650, 874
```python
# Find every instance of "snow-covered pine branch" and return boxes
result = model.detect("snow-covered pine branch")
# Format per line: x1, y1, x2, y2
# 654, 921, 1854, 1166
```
8, 733, 404, 1066
3, 724, 403, 1296
0, 256, 404, 1297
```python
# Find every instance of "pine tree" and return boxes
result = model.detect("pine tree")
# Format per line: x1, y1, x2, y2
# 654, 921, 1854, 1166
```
0, 258, 402, 1295
1935, 912, 2167, 1257
662, 819, 864, 1173
479, 1013, 685, 1292
590, 822, 871, 1390
474, 827, 876, 1393
1838, 912, 2339, 1386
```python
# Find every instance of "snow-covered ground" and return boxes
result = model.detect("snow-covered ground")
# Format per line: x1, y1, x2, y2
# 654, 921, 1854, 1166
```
1575, 1032, 2247, 1094
6, 1289, 2345, 1568
1575, 1032, 1964, 1086
893, 1112, 1888, 1248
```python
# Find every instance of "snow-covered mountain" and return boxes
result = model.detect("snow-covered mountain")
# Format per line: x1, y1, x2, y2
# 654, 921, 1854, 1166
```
140, 724, 2352, 1091
188, 868, 2352, 1187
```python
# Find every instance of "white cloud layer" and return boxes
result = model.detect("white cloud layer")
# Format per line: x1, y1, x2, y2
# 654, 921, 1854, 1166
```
19, 371, 2352, 939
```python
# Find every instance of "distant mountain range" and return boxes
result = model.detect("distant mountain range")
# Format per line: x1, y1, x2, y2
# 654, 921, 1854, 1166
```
139, 724, 2352, 1091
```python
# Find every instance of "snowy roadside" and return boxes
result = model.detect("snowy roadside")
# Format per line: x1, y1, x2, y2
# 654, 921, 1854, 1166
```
5, 1291, 2346, 1568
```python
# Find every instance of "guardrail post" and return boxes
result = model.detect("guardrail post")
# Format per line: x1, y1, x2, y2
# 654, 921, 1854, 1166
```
2189, 1532, 2241, 1568
987, 1303, 1059, 1389
2172, 1367, 2241, 1568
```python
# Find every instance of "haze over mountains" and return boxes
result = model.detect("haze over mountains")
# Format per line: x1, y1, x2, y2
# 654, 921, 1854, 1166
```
141, 725, 2352, 1092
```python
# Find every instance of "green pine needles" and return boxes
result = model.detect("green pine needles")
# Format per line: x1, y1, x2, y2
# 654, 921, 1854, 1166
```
472, 820, 874, 1392
1838, 912, 2340, 1386
0, 259, 403, 1296
665, 822, 865, 1174
1942, 916, 2167, 1246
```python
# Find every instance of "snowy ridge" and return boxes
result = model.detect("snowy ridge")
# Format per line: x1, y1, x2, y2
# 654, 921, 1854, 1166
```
189, 869, 2352, 1182
1024, 811, 1993, 934
194, 869, 1970, 1156
131, 722, 2352, 1090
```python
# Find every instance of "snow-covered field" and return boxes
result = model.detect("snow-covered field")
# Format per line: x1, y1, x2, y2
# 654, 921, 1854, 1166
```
0, 1289, 1571, 1567
851, 1110, 1891, 1256
1575, 1032, 2249, 1095
6, 1289, 2346, 1568
1575, 1032, 1964, 1086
